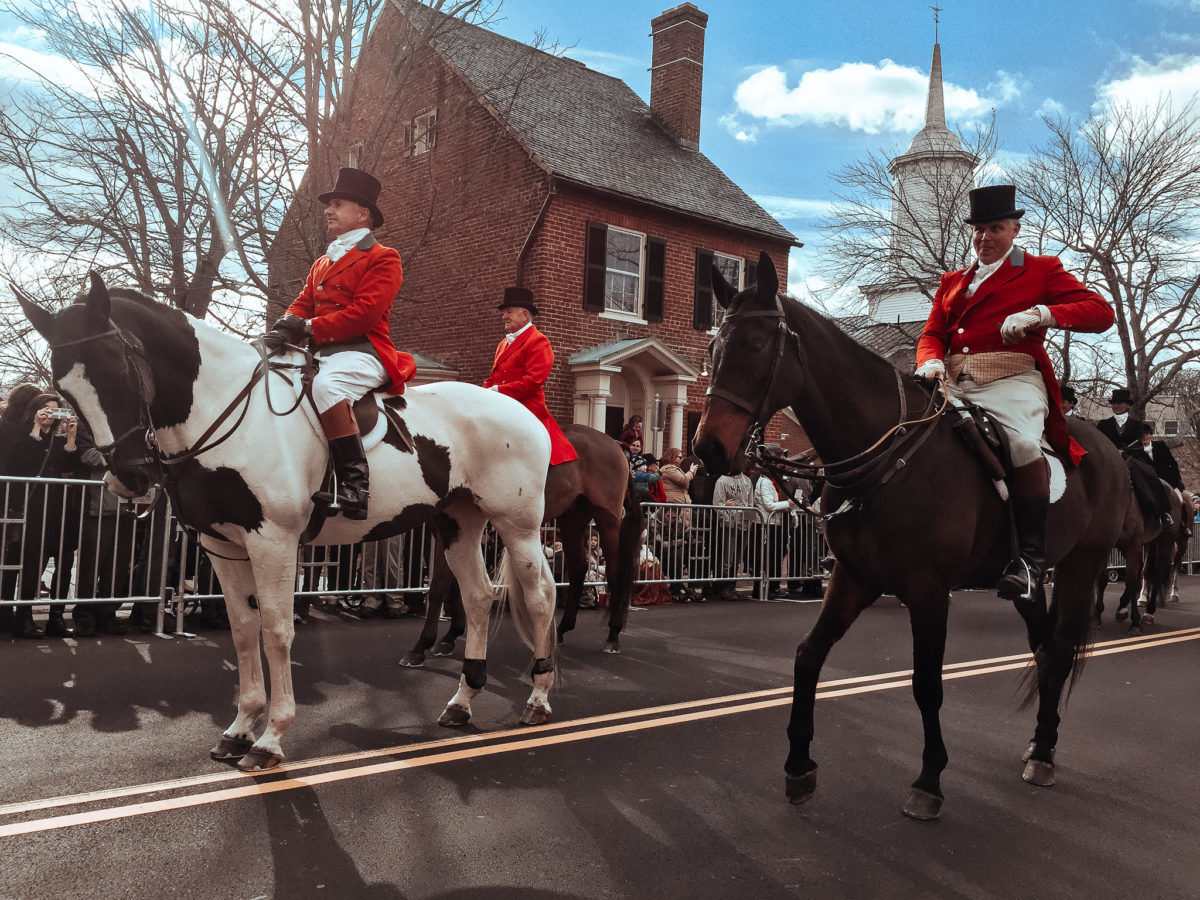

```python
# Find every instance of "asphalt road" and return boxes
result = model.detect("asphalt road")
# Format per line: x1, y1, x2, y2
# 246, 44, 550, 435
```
1, 579, 1198, 899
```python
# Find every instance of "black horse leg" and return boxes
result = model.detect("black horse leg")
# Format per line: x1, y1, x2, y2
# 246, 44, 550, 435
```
1022, 559, 1095, 786
1093, 571, 1106, 625
555, 523, 587, 644
398, 543, 462, 667
785, 565, 878, 804
902, 591, 951, 820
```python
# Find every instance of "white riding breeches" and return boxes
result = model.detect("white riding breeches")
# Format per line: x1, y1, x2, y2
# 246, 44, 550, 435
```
951, 369, 1049, 467
311, 351, 388, 414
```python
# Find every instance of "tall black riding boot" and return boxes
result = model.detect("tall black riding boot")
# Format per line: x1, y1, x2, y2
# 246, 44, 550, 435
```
995, 460, 1050, 602
312, 400, 370, 520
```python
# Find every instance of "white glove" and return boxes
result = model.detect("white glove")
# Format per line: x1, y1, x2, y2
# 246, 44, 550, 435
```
1000, 305, 1053, 344
914, 359, 945, 382
488, 385, 499, 391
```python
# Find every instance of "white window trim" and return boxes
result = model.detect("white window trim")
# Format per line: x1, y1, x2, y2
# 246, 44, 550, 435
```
709, 251, 744, 334
408, 107, 437, 157
603, 225, 646, 322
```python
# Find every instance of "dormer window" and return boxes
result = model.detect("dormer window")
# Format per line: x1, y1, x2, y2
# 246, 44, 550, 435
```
405, 108, 437, 156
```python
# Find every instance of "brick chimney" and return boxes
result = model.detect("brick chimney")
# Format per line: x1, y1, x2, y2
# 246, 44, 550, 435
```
649, 3, 708, 150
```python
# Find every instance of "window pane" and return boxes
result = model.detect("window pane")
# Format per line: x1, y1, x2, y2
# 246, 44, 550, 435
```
606, 272, 639, 314
607, 230, 641, 274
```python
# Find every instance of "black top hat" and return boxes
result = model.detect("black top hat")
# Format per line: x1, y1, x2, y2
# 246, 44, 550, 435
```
318, 167, 384, 228
964, 185, 1025, 225
1059, 386, 1077, 404
496, 287, 538, 315
1109, 388, 1132, 405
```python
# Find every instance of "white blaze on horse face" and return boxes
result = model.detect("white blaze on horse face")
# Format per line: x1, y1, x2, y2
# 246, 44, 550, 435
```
59, 362, 116, 446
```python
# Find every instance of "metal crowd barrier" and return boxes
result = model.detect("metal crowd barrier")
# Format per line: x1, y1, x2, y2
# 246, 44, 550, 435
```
9, 470, 1196, 628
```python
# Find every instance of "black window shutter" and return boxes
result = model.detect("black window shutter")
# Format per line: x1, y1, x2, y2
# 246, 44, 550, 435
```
745, 257, 758, 288
693, 248, 714, 330
644, 236, 666, 322
583, 222, 607, 312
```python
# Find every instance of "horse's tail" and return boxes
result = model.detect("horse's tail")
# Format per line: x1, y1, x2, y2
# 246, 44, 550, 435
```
500, 547, 559, 666
607, 476, 644, 631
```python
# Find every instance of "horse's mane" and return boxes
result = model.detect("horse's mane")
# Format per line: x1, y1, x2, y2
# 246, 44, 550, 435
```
774, 292, 913, 383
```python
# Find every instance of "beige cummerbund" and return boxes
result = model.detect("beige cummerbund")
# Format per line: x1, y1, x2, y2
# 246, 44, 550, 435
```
947, 351, 1037, 385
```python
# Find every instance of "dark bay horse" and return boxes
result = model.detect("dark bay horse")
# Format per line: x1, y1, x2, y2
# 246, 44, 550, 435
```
694, 252, 1127, 820
1095, 481, 1184, 630
20, 275, 559, 770
398, 422, 642, 667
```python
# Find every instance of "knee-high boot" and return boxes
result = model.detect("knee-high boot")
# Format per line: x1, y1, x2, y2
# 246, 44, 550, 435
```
995, 459, 1049, 601
312, 400, 370, 520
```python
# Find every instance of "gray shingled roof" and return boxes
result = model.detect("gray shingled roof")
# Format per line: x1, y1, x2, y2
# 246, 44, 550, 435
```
418, 8, 796, 244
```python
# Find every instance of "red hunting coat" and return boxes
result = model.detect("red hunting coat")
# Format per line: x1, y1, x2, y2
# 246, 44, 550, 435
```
916, 248, 1114, 464
484, 324, 578, 465
285, 236, 416, 393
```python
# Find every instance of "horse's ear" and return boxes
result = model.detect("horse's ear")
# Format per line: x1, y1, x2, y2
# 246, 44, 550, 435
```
85, 271, 111, 325
711, 263, 735, 309
756, 251, 779, 299
12, 282, 55, 340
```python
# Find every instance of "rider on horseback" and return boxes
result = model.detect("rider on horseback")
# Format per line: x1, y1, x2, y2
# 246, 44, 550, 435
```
914, 185, 1115, 601
264, 168, 415, 519
483, 288, 578, 465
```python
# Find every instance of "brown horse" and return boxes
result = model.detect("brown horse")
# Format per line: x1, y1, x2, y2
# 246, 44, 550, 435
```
694, 251, 1128, 820
399, 423, 641, 667
1095, 479, 1184, 630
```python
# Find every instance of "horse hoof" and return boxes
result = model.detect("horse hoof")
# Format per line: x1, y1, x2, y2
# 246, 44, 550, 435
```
398, 652, 426, 668
237, 747, 283, 772
519, 703, 551, 726
602, 640, 621, 654
1021, 742, 1036, 763
1022, 758, 1055, 787
785, 768, 817, 804
1115, 609, 1129, 622
437, 704, 471, 727
1141, 613, 1155, 625
1128, 623, 1143, 635
902, 788, 943, 821
210, 734, 253, 761
431, 641, 456, 657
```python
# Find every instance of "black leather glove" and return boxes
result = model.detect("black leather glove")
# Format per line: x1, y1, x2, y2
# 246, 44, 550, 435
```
263, 314, 308, 351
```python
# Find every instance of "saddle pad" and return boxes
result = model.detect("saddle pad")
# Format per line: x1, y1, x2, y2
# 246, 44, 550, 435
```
360, 394, 391, 452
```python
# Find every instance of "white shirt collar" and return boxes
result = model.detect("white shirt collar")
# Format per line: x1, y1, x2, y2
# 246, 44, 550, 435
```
325, 228, 371, 263
967, 245, 1015, 296
504, 321, 533, 344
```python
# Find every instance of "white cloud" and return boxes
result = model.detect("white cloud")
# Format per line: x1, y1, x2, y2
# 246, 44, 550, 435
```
1038, 97, 1066, 118
751, 194, 835, 223
0, 41, 98, 95
733, 59, 1004, 134
1096, 54, 1200, 110
718, 112, 758, 142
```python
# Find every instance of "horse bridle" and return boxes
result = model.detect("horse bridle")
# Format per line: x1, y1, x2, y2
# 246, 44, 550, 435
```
49, 327, 162, 471
705, 293, 949, 504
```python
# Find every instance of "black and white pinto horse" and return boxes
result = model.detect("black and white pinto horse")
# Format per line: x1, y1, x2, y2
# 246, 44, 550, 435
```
20, 275, 559, 771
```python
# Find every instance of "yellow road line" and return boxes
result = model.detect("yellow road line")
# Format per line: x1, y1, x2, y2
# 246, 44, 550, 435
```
1, 627, 1196, 839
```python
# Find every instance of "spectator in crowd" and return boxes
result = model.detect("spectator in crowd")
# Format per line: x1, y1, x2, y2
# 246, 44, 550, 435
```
1192, 494, 1199, 524
0, 387, 82, 638
643, 456, 667, 503
580, 532, 604, 609
624, 437, 650, 472
754, 451, 795, 599
712, 470, 754, 601
618, 415, 643, 450
658, 447, 699, 602
626, 440, 661, 498
632, 529, 672, 606
357, 536, 408, 618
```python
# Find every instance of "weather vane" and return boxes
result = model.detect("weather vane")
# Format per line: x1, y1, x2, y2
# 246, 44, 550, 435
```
929, 5, 943, 42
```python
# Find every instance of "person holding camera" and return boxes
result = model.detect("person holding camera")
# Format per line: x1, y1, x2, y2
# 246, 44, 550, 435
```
0, 387, 83, 637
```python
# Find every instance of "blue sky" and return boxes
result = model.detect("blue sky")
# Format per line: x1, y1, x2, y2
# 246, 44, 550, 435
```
489, 0, 1200, 300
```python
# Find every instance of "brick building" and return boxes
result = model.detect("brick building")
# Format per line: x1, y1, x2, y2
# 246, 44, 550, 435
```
267, 1, 798, 458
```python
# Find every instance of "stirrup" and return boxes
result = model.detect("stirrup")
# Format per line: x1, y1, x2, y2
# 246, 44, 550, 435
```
997, 558, 1039, 602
